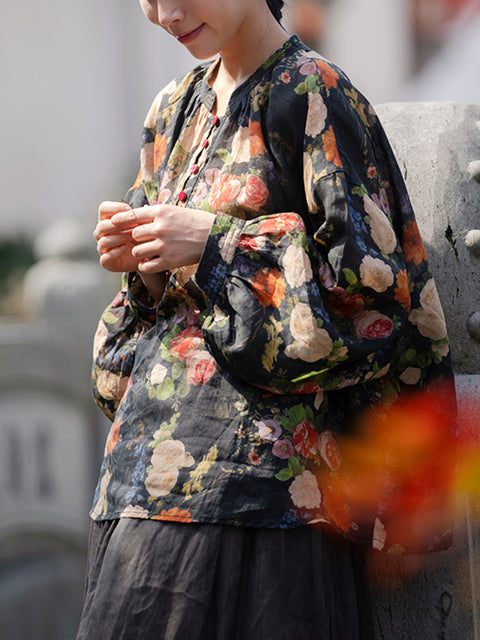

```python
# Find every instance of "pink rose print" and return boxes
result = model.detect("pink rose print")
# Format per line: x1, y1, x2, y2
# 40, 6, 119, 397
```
327, 287, 365, 318
185, 350, 216, 386
237, 174, 269, 211
238, 234, 263, 252
318, 431, 342, 471
208, 173, 242, 210
353, 310, 393, 340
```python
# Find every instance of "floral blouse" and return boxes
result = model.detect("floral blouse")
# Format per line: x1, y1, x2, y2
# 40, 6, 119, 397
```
91, 35, 453, 552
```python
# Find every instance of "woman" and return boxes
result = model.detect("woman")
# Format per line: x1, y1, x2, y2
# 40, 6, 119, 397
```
77, 1, 453, 638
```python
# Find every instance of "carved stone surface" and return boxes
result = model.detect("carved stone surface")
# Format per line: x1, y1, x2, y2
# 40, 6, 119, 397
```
376, 101, 480, 375
373, 102, 480, 640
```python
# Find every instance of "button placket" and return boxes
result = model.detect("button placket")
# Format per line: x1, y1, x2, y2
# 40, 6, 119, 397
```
175, 113, 221, 204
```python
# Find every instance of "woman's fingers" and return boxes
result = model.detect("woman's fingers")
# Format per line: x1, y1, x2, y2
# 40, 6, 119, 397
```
131, 222, 157, 242
94, 218, 120, 241
97, 231, 133, 254
137, 256, 165, 274
131, 239, 162, 261
98, 200, 132, 220
111, 206, 155, 230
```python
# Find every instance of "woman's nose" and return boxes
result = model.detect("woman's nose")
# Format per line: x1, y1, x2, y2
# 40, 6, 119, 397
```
156, 0, 185, 28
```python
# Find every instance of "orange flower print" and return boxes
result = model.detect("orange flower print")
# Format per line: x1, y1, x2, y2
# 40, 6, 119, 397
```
130, 169, 143, 190
322, 480, 352, 533
250, 268, 286, 308
257, 213, 304, 236
107, 419, 122, 454
249, 120, 266, 157
208, 173, 242, 210
293, 419, 318, 458
322, 126, 343, 168
154, 507, 192, 523
249, 452, 261, 466
394, 269, 411, 311
314, 60, 340, 90
170, 326, 203, 359
402, 220, 427, 265
154, 134, 168, 170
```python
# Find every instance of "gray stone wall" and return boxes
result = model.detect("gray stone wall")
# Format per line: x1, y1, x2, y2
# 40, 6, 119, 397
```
372, 102, 480, 640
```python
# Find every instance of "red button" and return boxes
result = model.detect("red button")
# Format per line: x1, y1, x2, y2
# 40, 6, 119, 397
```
191, 164, 199, 174
212, 115, 219, 126
202, 139, 209, 149
178, 191, 186, 202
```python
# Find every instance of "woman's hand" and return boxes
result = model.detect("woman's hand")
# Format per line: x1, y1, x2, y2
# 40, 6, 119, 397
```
110, 204, 215, 274
94, 201, 144, 273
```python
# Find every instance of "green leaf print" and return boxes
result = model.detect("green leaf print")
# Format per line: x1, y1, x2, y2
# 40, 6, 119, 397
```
171, 359, 185, 381
144, 181, 159, 203
148, 386, 157, 400
343, 268, 358, 285
216, 149, 233, 165
156, 377, 175, 400
102, 311, 119, 324
275, 467, 293, 481
305, 74, 318, 92
352, 185, 368, 198
281, 404, 309, 432
294, 82, 308, 96
288, 456, 305, 476
177, 379, 191, 399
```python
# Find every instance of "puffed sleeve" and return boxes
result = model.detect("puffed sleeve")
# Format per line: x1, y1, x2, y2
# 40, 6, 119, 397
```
195, 73, 451, 396
90, 84, 172, 419
92, 273, 156, 419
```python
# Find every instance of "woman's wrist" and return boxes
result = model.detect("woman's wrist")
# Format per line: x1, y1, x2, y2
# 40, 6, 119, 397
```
137, 270, 168, 306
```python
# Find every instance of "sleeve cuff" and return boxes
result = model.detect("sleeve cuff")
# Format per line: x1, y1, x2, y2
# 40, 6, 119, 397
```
125, 272, 158, 323
195, 214, 246, 302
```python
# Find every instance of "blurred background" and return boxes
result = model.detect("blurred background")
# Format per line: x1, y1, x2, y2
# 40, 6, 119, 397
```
0, 0, 479, 638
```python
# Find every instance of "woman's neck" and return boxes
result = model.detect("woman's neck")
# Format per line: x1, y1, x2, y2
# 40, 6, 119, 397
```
210, 7, 289, 115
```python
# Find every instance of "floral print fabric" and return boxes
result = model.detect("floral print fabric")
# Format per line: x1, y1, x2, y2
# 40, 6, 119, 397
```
91, 36, 453, 551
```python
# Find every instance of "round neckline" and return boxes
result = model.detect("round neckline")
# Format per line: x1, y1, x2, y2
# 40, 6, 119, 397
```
200, 34, 304, 115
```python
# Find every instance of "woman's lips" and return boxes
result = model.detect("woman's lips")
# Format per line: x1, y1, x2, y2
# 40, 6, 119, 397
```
176, 24, 204, 45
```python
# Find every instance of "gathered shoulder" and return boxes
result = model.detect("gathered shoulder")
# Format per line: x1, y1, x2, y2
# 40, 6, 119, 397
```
144, 61, 212, 129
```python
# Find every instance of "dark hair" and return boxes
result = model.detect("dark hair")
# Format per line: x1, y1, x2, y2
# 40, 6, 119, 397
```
266, 0, 284, 23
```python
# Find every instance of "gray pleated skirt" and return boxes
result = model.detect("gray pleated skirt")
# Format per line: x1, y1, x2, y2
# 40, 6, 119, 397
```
76, 518, 374, 640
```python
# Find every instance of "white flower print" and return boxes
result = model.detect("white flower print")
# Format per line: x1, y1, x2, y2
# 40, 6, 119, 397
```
363, 194, 397, 254
409, 279, 447, 341
399, 367, 422, 385
150, 363, 168, 386
231, 126, 251, 164
306, 92, 328, 137
145, 440, 195, 498
285, 303, 333, 362
288, 470, 322, 509
281, 244, 313, 288
96, 370, 129, 402
359, 255, 394, 292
